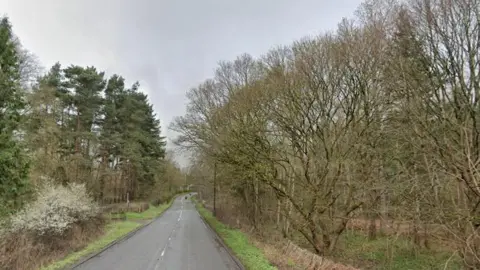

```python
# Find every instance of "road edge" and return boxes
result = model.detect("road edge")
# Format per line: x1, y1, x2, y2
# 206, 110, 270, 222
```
193, 199, 246, 270
66, 194, 184, 270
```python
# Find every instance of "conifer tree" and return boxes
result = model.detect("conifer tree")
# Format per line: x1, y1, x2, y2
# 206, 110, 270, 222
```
0, 17, 30, 215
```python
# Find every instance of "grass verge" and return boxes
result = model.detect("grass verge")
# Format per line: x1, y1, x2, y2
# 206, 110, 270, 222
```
106, 202, 172, 221
336, 230, 463, 270
42, 194, 184, 270
124, 203, 171, 220
194, 200, 277, 270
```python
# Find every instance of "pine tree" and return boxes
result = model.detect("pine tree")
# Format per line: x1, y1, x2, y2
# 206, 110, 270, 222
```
0, 17, 30, 215
63, 65, 105, 157
114, 83, 166, 199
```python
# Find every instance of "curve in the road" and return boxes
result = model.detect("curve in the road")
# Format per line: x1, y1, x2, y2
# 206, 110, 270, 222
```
73, 194, 240, 270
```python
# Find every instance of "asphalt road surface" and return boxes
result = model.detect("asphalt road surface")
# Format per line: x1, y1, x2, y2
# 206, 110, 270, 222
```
74, 194, 240, 270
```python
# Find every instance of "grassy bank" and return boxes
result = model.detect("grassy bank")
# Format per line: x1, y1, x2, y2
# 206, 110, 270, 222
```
194, 200, 276, 270
42, 194, 184, 270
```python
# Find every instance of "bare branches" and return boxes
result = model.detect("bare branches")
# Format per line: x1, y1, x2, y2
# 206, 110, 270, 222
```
172, 0, 480, 265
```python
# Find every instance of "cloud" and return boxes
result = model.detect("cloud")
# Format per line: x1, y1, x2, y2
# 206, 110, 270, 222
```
1, 0, 363, 167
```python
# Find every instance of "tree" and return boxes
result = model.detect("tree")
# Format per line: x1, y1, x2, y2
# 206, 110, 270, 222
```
0, 17, 30, 216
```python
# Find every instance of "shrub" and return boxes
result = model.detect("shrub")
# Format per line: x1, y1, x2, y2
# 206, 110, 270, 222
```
8, 181, 99, 236
0, 181, 103, 270
129, 202, 149, 213
151, 194, 172, 207
103, 202, 150, 215
0, 217, 104, 270
151, 198, 163, 207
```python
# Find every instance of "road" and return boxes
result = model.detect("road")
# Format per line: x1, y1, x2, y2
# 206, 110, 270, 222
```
74, 194, 240, 270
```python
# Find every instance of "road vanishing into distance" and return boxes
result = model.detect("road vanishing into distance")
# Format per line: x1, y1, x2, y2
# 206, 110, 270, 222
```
74, 194, 241, 270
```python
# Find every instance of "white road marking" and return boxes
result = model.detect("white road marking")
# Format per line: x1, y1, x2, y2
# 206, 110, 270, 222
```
177, 208, 183, 221
148, 240, 168, 270
151, 198, 188, 270
154, 245, 168, 270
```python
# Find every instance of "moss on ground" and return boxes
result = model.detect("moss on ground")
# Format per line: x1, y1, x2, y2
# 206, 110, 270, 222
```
195, 200, 277, 270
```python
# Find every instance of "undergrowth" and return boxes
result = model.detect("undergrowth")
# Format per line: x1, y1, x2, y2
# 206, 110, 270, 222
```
0, 218, 104, 270
335, 230, 463, 270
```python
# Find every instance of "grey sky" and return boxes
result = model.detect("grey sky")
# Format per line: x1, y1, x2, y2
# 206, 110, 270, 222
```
1, 0, 363, 166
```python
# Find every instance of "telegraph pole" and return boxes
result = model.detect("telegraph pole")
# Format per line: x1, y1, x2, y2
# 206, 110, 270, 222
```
213, 160, 217, 217
184, 173, 187, 191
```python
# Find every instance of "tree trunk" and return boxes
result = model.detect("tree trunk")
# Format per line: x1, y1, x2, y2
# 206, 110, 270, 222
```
253, 177, 259, 229
276, 195, 281, 228
283, 172, 294, 238
75, 112, 80, 153
413, 167, 422, 247
368, 212, 377, 240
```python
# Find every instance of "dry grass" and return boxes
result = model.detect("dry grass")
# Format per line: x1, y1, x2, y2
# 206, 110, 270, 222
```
0, 218, 104, 270
252, 238, 359, 270
346, 218, 458, 251
101, 202, 150, 214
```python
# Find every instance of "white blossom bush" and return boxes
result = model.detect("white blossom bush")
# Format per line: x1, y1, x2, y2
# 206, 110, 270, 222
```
9, 181, 99, 236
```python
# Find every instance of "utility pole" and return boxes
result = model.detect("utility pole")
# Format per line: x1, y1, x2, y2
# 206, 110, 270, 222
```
213, 160, 217, 217
184, 173, 187, 191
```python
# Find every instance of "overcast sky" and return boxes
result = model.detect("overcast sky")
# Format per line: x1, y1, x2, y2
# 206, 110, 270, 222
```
1, 0, 363, 167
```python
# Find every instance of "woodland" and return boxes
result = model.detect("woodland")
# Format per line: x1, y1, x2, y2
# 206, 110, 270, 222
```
1, 0, 480, 268
0, 15, 186, 269
172, 0, 480, 269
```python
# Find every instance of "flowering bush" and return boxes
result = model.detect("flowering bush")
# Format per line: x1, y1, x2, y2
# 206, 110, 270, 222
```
8, 181, 99, 236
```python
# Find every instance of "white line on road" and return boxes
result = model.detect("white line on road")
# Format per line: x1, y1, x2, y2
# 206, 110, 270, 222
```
153, 245, 168, 270
178, 209, 183, 221
148, 240, 168, 270
151, 198, 187, 270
